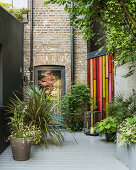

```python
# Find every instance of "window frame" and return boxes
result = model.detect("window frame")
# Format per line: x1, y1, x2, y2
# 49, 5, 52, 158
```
34, 65, 65, 97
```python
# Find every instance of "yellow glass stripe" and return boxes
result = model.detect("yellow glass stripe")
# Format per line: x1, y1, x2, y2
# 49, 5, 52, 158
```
93, 80, 96, 108
106, 79, 109, 117
91, 113, 93, 127
103, 56, 106, 98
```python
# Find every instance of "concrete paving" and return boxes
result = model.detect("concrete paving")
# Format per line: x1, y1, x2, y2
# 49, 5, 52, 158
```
0, 132, 129, 170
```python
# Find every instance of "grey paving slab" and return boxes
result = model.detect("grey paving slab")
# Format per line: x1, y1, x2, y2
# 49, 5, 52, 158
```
0, 132, 129, 170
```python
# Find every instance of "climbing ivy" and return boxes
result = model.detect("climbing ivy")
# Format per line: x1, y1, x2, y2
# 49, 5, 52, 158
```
44, 0, 136, 76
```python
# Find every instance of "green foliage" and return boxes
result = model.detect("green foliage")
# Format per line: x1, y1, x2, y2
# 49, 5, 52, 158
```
108, 92, 136, 125
44, 0, 136, 76
24, 85, 66, 145
8, 104, 42, 144
7, 85, 73, 146
62, 84, 91, 131
118, 117, 136, 146
0, 2, 28, 21
94, 117, 117, 137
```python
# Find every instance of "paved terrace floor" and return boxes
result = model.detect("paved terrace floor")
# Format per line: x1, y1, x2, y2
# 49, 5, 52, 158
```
0, 132, 129, 170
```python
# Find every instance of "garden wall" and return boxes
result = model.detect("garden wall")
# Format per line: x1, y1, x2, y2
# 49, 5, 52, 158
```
114, 62, 136, 99
24, 0, 87, 90
0, 6, 24, 154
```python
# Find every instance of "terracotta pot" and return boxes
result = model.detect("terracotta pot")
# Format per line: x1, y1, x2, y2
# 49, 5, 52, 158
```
10, 137, 31, 161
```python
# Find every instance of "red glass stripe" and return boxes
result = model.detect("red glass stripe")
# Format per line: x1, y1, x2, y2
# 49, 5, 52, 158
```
109, 73, 112, 103
108, 55, 112, 73
93, 58, 96, 80
102, 98, 106, 119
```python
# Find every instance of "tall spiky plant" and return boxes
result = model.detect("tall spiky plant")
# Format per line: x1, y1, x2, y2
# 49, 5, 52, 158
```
24, 85, 66, 145
7, 85, 76, 146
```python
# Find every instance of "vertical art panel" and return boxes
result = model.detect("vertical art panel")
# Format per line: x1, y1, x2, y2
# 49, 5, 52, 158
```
87, 54, 114, 120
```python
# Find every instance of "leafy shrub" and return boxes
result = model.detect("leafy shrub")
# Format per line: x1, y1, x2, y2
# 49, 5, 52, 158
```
62, 84, 91, 131
107, 91, 136, 125
118, 117, 136, 146
94, 117, 117, 137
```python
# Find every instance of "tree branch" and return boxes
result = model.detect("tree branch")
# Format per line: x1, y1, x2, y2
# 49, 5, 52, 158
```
123, 18, 136, 41
118, 0, 136, 29
123, 12, 136, 41
98, 5, 136, 40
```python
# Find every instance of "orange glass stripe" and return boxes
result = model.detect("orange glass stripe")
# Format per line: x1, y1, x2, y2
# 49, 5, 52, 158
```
93, 58, 96, 80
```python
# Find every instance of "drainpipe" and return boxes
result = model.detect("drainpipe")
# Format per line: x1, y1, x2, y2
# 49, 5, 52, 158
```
30, 0, 34, 82
71, 1, 74, 85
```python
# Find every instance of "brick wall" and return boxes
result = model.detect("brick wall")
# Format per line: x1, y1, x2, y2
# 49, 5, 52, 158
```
24, 0, 87, 91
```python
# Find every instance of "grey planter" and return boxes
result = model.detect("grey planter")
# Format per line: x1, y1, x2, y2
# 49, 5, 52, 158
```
116, 133, 136, 170
10, 137, 31, 161
22, 14, 28, 23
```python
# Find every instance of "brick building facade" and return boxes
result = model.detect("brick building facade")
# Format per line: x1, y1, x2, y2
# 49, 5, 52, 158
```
24, 0, 87, 92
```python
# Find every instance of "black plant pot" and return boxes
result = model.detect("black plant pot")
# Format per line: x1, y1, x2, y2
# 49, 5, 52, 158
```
105, 132, 116, 142
10, 137, 31, 161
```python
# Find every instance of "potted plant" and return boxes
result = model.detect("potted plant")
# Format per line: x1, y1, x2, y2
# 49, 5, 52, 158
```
20, 8, 29, 23
8, 101, 42, 161
9, 124, 36, 161
8, 85, 76, 147
94, 117, 117, 142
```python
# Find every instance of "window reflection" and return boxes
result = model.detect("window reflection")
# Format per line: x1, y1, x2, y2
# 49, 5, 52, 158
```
38, 70, 61, 101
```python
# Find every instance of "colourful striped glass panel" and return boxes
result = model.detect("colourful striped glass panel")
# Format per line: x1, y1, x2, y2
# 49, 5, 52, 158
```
87, 54, 114, 120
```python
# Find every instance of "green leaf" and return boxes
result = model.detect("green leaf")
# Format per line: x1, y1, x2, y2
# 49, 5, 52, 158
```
44, 1, 50, 5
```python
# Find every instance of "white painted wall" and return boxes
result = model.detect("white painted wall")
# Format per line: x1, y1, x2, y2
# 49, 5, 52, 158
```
114, 62, 136, 99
